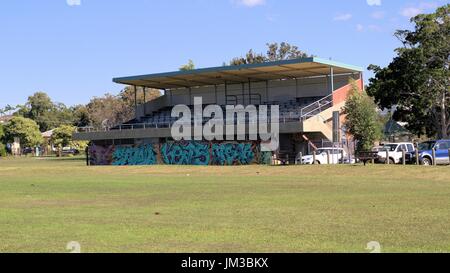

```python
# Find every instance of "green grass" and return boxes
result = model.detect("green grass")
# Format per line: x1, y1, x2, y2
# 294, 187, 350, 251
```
0, 156, 449, 253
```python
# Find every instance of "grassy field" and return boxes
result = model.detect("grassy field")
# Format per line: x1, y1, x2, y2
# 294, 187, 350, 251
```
0, 157, 449, 253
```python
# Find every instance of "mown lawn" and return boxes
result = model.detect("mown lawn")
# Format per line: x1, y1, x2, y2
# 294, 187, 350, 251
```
0, 157, 449, 253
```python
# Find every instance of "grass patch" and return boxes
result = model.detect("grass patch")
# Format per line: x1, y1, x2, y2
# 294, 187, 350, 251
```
0, 157, 449, 253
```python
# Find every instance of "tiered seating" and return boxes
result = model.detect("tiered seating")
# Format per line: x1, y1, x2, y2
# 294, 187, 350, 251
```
113, 96, 326, 129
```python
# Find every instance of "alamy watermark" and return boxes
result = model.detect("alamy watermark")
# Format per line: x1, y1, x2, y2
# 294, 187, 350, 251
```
170, 97, 280, 152
66, 241, 81, 253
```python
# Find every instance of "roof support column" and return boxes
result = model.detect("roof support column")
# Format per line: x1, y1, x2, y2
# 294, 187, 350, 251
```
265, 81, 269, 104
188, 87, 192, 105
241, 83, 245, 105
248, 79, 251, 105
143, 86, 146, 103
214, 85, 218, 104
133, 85, 138, 119
224, 81, 228, 105
329, 67, 335, 93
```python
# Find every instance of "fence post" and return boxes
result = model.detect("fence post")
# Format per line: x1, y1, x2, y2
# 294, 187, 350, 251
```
402, 149, 406, 166
432, 148, 437, 166
386, 150, 389, 165
327, 151, 330, 165
299, 152, 303, 165
313, 151, 316, 165
341, 150, 345, 164
415, 149, 420, 165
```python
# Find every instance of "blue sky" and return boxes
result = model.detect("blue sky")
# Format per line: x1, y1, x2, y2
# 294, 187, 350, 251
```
0, 0, 448, 108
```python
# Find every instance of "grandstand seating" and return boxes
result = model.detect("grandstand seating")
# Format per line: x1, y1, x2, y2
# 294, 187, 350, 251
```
111, 96, 329, 130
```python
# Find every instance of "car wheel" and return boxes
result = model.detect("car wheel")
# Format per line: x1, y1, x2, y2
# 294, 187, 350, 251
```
421, 158, 432, 166
389, 158, 395, 165
315, 161, 321, 165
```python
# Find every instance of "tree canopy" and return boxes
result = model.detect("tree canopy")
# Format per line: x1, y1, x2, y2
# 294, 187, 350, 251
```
229, 42, 311, 66
344, 80, 382, 152
52, 125, 76, 149
179, 60, 195, 71
14, 92, 74, 132
4, 116, 43, 147
367, 4, 450, 138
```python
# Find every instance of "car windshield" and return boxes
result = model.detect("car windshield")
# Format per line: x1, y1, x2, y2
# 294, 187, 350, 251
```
381, 144, 398, 152
418, 141, 435, 151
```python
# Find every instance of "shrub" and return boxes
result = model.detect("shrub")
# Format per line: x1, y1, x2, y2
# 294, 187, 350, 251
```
0, 143, 7, 157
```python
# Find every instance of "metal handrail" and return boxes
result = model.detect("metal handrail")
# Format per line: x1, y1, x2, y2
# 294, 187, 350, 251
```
300, 94, 333, 121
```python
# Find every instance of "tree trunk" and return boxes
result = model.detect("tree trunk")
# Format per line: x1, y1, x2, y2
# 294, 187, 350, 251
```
441, 91, 448, 138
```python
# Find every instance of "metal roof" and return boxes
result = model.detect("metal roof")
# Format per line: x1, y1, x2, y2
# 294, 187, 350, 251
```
113, 57, 363, 90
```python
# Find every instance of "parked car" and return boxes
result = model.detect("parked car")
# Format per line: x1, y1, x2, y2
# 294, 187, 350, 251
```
22, 147, 33, 155
376, 142, 415, 164
61, 147, 80, 156
412, 140, 450, 166
372, 146, 384, 152
299, 148, 347, 165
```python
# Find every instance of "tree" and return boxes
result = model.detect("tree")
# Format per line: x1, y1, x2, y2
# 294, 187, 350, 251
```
179, 60, 195, 71
266, 42, 310, 61
344, 80, 383, 152
4, 117, 43, 148
52, 125, 76, 157
367, 4, 450, 138
120, 86, 161, 107
85, 93, 128, 129
229, 42, 311, 65
0, 124, 5, 156
71, 105, 91, 127
0, 123, 4, 141
14, 92, 75, 132
0, 105, 15, 116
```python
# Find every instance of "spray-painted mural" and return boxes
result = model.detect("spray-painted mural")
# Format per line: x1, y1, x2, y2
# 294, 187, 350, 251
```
212, 143, 255, 165
112, 144, 157, 165
89, 141, 272, 166
89, 145, 115, 165
161, 141, 210, 165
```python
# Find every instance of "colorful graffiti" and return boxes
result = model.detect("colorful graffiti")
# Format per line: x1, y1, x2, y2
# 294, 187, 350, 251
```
161, 141, 210, 165
89, 145, 114, 165
112, 144, 157, 166
89, 141, 272, 166
212, 143, 255, 165
260, 151, 273, 165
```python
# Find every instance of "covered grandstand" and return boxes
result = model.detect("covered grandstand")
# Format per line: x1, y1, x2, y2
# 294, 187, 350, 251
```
74, 57, 363, 165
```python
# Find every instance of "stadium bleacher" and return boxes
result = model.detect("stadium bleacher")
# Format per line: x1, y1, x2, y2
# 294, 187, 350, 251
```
111, 96, 330, 130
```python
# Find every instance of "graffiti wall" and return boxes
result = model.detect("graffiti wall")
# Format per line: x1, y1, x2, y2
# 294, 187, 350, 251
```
212, 143, 255, 165
89, 141, 271, 166
161, 141, 210, 165
89, 145, 115, 165
112, 144, 157, 166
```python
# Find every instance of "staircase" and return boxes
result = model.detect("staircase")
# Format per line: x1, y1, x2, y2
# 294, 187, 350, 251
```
299, 94, 339, 141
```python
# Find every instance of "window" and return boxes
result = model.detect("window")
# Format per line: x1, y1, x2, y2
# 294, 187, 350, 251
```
398, 144, 407, 152
437, 142, 449, 150
382, 144, 398, 152
418, 141, 435, 151
407, 144, 414, 152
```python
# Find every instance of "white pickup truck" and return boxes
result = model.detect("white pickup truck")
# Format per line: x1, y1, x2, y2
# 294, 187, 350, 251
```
299, 147, 347, 165
377, 142, 415, 164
